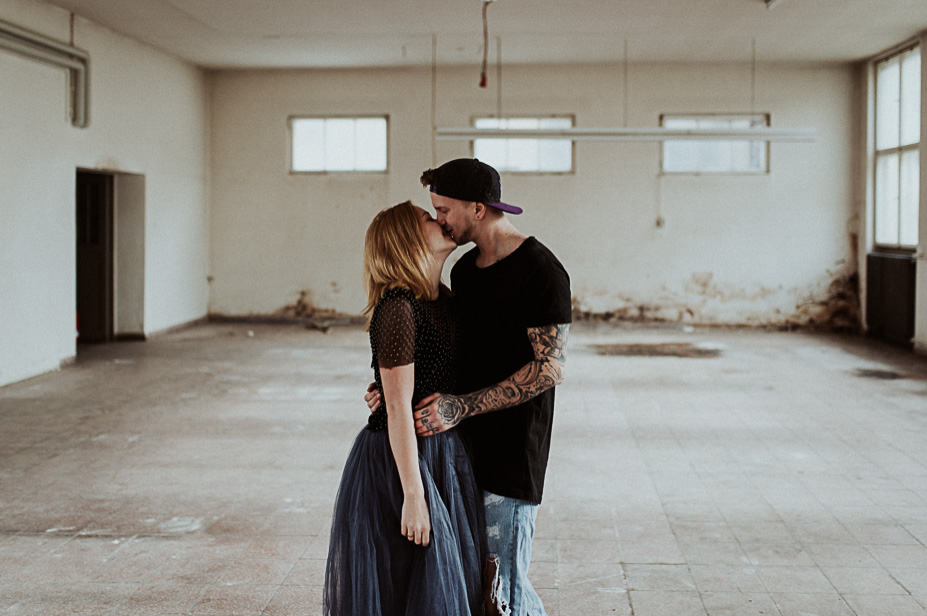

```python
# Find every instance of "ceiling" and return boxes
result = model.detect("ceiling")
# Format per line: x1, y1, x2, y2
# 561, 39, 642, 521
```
42, 0, 927, 69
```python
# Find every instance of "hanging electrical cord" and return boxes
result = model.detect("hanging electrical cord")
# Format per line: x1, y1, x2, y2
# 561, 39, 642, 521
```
496, 36, 502, 117
431, 33, 438, 165
480, 0, 491, 87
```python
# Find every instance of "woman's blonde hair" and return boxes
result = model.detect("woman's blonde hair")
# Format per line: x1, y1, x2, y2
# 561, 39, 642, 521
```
363, 201, 437, 322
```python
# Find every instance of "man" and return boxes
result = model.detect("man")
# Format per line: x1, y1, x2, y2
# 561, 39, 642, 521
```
418, 158, 571, 616
368, 157, 570, 616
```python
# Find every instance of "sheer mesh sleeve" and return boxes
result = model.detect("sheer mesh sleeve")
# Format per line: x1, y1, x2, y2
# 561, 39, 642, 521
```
371, 291, 416, 369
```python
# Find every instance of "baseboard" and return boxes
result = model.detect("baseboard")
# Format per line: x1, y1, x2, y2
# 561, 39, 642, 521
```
113, 333, 147, 342
145, 316, 209, 338
208, 313, 367, 327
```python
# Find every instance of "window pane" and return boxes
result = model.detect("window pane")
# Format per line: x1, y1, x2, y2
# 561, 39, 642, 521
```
663, 139, 699, 172
664, 118, 698, 130
876, 58, 901, 150
473, 138, 507, 167
901, 49, 921, 146
473, 116, 573, 172
291, 117, 387, 172
323, 119, 355, 171
662, 114, 767, 173
731, 140, 756, 172
538, 139, 571, 171
507, 117, 539, 130
699, 140, 733, 172
292, 119, 325, 171
506, 138, 539, 172
875, 153, 900, 245
539, 117, 572, 130
354, 118, 387, 171
900, 149, 920, 246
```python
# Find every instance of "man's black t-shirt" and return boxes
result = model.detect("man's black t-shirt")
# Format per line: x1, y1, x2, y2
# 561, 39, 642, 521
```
452, 237, 572, 504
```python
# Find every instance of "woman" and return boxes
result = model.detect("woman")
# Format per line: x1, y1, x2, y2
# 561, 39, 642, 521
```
323, 201, 486, 616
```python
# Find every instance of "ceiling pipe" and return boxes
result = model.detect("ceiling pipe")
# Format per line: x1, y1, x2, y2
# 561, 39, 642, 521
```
436, 126, 817, 142
0, 19, 90, 128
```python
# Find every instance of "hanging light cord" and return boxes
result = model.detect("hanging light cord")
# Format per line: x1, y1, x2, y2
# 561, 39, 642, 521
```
480, 1, 490, 88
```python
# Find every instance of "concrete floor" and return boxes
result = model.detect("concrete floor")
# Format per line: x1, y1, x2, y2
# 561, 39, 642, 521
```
1, 322, 927, 616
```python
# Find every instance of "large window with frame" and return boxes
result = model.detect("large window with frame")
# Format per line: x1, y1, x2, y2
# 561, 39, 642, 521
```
874, 46, 920, 249
661, 114, 769, 174
290, 116, 387, 173
472, 116, 573, 173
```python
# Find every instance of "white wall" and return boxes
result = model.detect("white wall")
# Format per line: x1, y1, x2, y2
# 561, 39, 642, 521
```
0, 0, 210, 387
915, 33, 927, 354
210, 62, 857, 325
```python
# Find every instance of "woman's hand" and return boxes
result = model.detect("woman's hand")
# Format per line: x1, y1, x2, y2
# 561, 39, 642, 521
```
401, 494, 431, 547
365, 382, 382, 412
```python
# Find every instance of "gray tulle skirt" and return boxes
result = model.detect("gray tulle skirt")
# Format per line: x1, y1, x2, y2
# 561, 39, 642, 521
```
323, 426, 486, 616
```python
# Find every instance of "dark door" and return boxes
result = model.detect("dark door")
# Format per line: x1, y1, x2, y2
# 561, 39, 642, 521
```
76, 171, 113, 343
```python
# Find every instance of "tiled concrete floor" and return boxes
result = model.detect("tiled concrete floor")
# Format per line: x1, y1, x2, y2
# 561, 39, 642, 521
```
1, 322, 927, 615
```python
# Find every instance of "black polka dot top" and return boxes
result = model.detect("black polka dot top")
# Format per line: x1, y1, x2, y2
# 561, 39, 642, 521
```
367, 287, 460, 431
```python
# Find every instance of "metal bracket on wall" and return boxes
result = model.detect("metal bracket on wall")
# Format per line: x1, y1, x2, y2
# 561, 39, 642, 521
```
0, 19, 90, 128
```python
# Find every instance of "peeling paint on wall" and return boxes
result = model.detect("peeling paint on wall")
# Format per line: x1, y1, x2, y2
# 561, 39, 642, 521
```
572, 267, 860, 331
685, 273, 779, 302
785, 270, 860, 332
572, 299, 692, 324
275, 290, 346, 319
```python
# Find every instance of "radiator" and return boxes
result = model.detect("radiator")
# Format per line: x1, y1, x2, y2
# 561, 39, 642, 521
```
866, 252, 917, 345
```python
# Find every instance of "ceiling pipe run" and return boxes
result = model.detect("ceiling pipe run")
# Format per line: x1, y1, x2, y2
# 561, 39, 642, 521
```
0, 19, 90, 128
436, 126, 817, 142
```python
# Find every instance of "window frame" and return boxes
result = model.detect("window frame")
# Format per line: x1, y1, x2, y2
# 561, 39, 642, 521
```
659, 112, 771, 176
288, 115, 389, 175
872, 44, 920, 252
468, 114, 576, 175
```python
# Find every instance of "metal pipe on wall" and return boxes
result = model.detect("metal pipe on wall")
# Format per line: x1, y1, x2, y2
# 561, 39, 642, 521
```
436, 126, 817, 142
0, 19, 90, 128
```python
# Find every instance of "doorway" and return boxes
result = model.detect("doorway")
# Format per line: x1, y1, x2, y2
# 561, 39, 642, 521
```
76, 170, 114, 344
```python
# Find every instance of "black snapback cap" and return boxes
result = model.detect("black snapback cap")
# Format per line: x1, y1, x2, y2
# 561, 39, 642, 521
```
421, 158, 522, 215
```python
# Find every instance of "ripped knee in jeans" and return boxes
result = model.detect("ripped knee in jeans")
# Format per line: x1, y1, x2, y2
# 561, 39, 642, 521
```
484, 554, 511, 616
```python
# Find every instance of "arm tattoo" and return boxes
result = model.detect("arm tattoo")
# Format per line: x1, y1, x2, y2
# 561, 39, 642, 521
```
438, 323, 569, 427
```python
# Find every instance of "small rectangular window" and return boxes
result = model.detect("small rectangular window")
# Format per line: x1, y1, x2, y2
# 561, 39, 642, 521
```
472, 116, 573, 173
290, 116, 387, 173
873, 46, 920, 249
661, 114, 769, 174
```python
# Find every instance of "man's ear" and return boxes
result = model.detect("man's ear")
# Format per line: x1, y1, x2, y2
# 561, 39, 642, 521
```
473, 202, 487, 220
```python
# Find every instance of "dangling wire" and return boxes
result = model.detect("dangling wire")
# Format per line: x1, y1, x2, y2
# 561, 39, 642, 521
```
751, 38, 757, 115
480, 1, 490, 88
496, 36, 503, 118
432, 34, 438, 165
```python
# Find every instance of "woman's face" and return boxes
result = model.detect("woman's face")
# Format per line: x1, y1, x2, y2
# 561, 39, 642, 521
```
415, 205, 456, 257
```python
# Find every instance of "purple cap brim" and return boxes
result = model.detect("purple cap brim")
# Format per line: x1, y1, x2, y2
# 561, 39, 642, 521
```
487, 201, 523, 215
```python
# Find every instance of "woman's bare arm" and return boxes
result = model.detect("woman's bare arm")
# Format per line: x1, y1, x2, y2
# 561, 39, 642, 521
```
380, 363, 430, 546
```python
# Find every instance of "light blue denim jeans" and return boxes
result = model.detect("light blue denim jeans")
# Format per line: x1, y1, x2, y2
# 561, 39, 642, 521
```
483, 490, 547, 616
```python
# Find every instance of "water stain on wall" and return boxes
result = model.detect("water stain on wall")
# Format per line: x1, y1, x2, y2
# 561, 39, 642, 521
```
784, 270, 860, 332
276, 290, 344, 319
573, 269, 860, 331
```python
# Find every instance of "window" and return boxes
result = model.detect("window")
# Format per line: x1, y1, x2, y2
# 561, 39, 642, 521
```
472, 116, 573, 173
874, 46, 920, 249
661, 114, 769, 174
290, 117, 387, 172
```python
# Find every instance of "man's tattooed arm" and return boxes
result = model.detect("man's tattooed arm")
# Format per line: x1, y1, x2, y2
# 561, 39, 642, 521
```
414, 323, 569, 436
